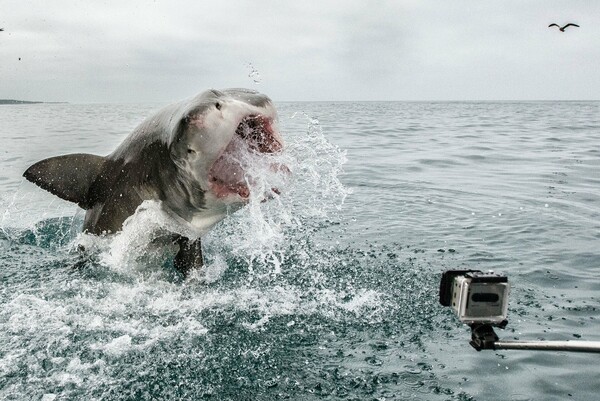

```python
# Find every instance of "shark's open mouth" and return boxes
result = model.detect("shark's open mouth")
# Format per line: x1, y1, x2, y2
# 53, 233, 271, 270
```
235, 115, 282, 154
208, 115, 286, 199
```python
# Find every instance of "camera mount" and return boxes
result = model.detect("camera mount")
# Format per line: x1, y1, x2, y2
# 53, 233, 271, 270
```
469, 322, 506, 351
469, 323, 600, 353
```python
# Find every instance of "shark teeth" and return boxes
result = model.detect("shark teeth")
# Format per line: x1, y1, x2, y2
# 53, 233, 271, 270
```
235, 115, 282, 153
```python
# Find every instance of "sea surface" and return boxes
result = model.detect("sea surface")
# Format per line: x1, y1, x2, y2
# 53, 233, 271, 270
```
1, 100, 599, 400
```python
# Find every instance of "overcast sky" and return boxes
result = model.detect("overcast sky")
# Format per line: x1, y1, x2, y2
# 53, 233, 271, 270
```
1, 0, 598, 103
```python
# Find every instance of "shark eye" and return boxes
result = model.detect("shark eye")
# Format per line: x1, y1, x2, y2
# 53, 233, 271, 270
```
187, 148, 196, 154
215, 102, 222, 110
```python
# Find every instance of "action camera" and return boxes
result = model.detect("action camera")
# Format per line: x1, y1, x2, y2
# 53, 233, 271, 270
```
439, 269, 509, 325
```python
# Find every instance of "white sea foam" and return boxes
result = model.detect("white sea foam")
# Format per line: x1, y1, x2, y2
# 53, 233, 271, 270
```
0, 283, 386, 372
92, 335, 132, 356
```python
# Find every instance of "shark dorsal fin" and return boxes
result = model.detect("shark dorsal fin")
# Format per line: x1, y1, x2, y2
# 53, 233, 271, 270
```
23, 153, 106, 209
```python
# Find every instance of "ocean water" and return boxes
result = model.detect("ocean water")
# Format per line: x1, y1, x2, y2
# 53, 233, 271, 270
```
1, 100, 599, 400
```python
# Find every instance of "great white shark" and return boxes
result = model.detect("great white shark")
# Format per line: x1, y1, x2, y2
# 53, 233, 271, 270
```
24, 88, 286, 275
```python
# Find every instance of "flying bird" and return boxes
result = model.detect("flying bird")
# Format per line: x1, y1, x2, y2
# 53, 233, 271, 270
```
548, 23, 579, 32
0, 28, 5, 32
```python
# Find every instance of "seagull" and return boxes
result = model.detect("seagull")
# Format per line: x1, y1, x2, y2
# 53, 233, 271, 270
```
548, 23, 579, 32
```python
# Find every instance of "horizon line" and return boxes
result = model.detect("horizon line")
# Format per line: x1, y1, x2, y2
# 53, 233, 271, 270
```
3, 98, 599, 105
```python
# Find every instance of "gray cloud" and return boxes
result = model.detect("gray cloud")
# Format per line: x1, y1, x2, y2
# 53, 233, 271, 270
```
0, 0, 598, 102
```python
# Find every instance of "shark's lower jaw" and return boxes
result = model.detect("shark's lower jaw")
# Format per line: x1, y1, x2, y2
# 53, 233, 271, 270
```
208, 114, 285, 200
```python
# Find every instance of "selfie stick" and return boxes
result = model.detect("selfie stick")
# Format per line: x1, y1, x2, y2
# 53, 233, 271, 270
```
470, 323, 600, 353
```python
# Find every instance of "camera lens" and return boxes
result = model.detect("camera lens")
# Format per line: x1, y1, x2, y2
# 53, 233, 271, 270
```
471, 293, 499, 302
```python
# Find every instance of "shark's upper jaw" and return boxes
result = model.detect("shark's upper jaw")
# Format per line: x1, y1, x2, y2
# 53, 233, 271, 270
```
235, 115, 282, 154
207, 113, 284, 200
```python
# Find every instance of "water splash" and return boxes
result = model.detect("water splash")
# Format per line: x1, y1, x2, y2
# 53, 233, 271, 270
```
204, 114, 349, 277
83, 200, 196, 277
287, 113, 350, 215
245, 62, 261, 84
1, 181, 81, 245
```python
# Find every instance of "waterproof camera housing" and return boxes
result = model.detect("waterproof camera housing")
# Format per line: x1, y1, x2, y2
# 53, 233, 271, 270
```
439, 270, 509, 325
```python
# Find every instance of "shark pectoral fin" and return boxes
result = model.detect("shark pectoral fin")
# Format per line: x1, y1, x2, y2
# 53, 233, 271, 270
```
23, 153, 106, 209
173, 236, 204, 276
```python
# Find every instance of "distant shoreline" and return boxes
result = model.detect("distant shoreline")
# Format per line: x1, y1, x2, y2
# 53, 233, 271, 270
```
0, 99, 67, 105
